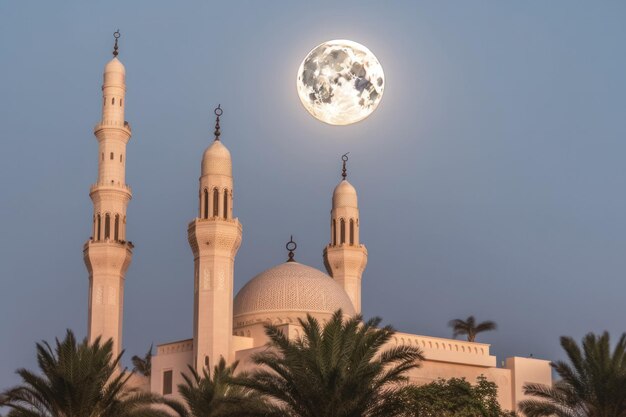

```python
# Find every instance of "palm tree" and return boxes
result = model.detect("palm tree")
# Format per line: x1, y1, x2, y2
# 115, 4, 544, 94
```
132, 344, 153, 377
233, 310, 425, 417
164, 357, 274, 417
519, 332, 626, 417
448, 316, 497, 342
1, 330, 169, 417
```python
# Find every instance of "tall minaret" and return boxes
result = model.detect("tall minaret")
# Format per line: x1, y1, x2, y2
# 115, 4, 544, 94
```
188, 106, 242, 370
323, 154, 368, 313
84, 31, 133, 359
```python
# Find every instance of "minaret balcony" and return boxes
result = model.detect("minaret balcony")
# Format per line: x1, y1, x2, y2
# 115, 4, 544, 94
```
93, 120, 132, 134
324, 243, 367, 250
83, 238, 134, 250
188, 216, 240, 227
90, 182, 132, 194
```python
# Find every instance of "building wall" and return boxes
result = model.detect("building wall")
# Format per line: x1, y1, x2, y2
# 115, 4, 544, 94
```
229, 324, 549, 412
151, 339, 193, 400
505, 356, 552, 408
151, 326, 551, 412
409, 361, 513, 410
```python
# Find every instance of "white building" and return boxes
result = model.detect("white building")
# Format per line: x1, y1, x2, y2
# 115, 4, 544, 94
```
84, 39, 552, 412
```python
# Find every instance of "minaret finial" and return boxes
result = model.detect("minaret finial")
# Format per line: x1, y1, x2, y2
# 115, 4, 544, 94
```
112, 30, 120, 57
286, 235, 297, 262
341, 152, 349, 180
214, 104, 223, 141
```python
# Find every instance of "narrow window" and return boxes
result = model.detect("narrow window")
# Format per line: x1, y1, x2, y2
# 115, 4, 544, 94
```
213, 188, 219, 217
110, 152, 114, 160
112, 97, 115, 105
340, 218, 346, 244
104, 214, 110, 239
332, 219, 336, 245
223, 189, 229, 219
120, 154, 123, 162
120, 99, 123, 106
102, 153, 104, 161
114, 215, 120, 241
203, 189, 209, 219
96, 215, 101, 240
162, 370, 173, 395
349, 219, 355, 245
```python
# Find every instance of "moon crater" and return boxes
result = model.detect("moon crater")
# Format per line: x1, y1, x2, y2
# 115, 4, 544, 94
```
297, 40, 385, 125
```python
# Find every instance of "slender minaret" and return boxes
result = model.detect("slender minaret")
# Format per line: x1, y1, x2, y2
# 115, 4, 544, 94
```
84, 31, 133, 359
323, 154, 368, 313
188, 106, 242, 370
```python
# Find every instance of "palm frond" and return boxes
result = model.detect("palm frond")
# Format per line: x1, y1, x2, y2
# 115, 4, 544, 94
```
233, 309, 423, 417
1, 329, 164, 417
520, 332, 626, 417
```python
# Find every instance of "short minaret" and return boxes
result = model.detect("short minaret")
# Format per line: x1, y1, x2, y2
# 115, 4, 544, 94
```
323, 154, 368, 313
188, 106, 242, 370
84, 31, 133, 360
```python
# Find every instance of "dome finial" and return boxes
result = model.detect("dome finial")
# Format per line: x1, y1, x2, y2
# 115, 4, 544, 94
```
112, 30, 120, 57
286, 235, 297, 262
341, 152, 349, 180
214, 104, 223, 141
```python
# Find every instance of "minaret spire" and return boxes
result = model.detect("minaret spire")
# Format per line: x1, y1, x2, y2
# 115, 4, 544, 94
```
286, 236, 297, 262
112, 30, 120, 57
214, 104, 222, 141
341, 152, 349, 180
84, 39, 133, 360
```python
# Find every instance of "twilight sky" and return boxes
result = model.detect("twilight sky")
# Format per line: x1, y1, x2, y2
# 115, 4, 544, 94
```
1, 1, 625, 389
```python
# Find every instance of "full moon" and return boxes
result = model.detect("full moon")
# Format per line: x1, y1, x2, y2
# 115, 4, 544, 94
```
296, 40, 385, 125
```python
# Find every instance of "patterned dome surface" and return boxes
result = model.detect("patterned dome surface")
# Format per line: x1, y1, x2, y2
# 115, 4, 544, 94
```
234, 262, 355, 319
333, 179, 358, 208
202, 140, 232, 176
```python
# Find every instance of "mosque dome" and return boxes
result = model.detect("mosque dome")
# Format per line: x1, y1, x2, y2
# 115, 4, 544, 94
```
104, 57, 125, 74
233, 262, 355, 325
202, 140, 232, 176
332, 179, 358, 208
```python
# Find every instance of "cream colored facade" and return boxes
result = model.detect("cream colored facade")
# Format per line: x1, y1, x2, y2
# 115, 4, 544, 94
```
84, 50, 133, 360
85, 42, 552, 412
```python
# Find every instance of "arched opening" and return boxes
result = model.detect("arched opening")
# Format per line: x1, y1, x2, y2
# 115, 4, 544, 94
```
203, 189, 209, 219
112, 97, 115, 105
331, 219, 336, 245
114, 214, 120, 241
340, 218, 346, 244
213, 188, 219, 217
223, 189, 229, 219
96, 214, 101, 240
104, 214, 110, 240
110, 152, 114, 160
349, 218, 355, 245
120, 154, 123, 162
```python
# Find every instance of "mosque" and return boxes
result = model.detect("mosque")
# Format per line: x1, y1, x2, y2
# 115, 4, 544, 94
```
83, 37, 552, 411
